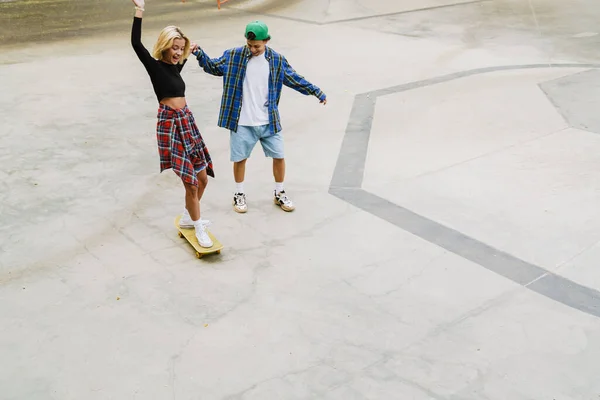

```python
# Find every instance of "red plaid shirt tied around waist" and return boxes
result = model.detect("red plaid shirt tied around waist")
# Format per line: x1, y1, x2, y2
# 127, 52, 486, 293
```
156, 104, 214, 186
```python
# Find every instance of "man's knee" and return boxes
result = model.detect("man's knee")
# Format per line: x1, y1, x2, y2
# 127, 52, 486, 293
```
262, 136, 284, 159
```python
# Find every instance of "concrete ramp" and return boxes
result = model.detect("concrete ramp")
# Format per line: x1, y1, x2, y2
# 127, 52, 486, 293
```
2, 0, 600, 399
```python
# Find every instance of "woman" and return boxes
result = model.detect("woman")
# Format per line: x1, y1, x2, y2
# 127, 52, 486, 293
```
130, 0, 214, 247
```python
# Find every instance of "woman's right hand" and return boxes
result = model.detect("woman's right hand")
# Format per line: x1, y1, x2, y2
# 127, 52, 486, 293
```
131, 0, 145, 9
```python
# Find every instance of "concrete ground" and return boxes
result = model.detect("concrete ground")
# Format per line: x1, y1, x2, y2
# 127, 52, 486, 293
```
2, 0, 600, 398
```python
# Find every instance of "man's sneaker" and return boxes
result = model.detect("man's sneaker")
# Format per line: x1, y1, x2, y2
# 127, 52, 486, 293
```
233, 192, 248, 213
195, 220, 213, 248
274, 190, 295, 212
179, 210, 194, 228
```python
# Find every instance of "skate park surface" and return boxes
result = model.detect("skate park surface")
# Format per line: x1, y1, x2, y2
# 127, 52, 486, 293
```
2, 0, 600, 398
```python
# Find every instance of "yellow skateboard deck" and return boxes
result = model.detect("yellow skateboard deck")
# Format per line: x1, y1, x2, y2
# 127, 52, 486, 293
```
174, 216, 223, 259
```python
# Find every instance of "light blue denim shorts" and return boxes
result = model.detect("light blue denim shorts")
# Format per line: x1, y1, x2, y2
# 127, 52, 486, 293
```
230, 124, 284, 162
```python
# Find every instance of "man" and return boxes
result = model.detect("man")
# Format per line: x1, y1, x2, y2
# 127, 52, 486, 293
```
190, 21, 326, 213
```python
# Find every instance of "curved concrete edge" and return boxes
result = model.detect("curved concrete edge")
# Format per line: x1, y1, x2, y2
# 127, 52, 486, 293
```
238, 0, 490, 26
330, 63, 600, 319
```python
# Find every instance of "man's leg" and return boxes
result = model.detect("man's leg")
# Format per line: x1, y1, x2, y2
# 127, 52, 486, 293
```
273, 158, 285, 184
273, 157, 286, 196
230, 126, 257, 213
260, 128, 295, 212
272, 157, 294, 211
234, 159, 247, 186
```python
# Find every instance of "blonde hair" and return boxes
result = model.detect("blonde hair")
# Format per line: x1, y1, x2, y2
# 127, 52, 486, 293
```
152, 25, 191, 63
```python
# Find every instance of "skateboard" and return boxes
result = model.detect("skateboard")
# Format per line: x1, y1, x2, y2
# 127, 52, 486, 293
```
174, 216, 223, 259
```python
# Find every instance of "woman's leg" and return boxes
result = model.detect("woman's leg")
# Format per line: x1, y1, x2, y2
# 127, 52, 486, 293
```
195, 169, 208, 217
196, 169, 208, 202
184, 169, 212, 247
183, 169, 208, 221
184, 182, 200, 221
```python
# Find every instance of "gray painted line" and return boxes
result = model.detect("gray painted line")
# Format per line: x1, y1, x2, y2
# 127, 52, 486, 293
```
330, 187, 600, 317
528, 273, 600, 317
368, 63, 600, 98
330, 63, 600, 318
330, 94, 376, 189
329, 188, 548, 286
538, 69, 600, 135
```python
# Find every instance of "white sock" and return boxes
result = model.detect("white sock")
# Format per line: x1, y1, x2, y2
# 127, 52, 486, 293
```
275, 182, 284, 193
235, 182, 244, 194
183, 208, 190, 217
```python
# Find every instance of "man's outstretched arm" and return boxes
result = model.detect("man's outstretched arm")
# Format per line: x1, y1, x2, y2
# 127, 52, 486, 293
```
282, 57, 327, 104
191, 44, 225, 77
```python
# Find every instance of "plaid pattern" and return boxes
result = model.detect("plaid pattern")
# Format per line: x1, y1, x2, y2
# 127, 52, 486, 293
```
156, 104, 214, 186
194, 46, 326, 135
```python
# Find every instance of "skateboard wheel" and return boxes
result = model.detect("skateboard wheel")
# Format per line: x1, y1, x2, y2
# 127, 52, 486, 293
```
178, 232, 184, 238
195, 251, 202, 259
216, 250, 221, 255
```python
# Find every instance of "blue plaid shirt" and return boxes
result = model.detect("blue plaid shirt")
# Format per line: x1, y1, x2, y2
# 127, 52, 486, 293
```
193, 46, 326, 135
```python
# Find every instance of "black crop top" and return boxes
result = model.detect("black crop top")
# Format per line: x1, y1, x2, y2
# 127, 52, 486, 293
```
131, 17, 187, 102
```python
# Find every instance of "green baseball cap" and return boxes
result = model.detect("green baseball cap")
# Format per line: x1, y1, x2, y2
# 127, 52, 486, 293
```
245, 20, 270, 40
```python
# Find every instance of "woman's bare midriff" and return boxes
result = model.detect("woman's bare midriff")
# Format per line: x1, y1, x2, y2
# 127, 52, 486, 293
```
160, 97, 187, 109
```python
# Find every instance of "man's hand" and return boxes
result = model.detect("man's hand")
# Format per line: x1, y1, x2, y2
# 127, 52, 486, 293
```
131, 0, 145, 8
320, 98, 327, 105
190, 42, 199, 54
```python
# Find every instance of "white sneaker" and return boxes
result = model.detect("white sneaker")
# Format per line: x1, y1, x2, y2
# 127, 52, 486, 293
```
233, 192, 248, 213
274, 190, 295, 212
195, 220, 213, 248
179, 210, 194, 228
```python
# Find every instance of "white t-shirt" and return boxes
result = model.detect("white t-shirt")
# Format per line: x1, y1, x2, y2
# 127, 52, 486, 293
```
238, 52, 270, 126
